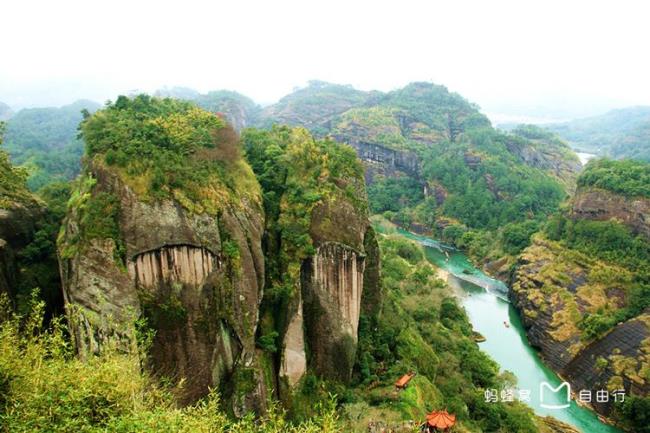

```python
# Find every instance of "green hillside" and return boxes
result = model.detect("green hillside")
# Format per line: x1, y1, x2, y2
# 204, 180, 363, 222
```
4, 100, 100, 190
546, 106, 650, 161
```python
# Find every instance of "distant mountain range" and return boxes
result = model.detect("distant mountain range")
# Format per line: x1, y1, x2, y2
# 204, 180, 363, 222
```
543, 106, 650, 161
2, 99, 100, 189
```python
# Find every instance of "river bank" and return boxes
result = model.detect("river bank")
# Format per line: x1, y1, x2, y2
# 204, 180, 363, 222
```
396, 229, 623, 433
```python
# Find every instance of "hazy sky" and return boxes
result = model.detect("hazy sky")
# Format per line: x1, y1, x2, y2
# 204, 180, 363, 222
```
3, 0, 650, 122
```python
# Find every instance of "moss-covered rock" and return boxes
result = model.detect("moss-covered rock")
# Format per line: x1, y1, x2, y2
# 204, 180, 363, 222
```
58, 96, 267, 409
243, 126, 379, 390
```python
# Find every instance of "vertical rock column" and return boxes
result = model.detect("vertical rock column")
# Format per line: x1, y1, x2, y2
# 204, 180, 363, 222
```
300, 242, 365, 382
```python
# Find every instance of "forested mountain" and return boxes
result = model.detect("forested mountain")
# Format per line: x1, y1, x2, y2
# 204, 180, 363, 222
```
546, 106, 650, 161
3, 99, 100, 190
257, 81, 580, 276
3, 83, 647, 432
156, 86, 261, 131
0, 96, 582, 433
258, 80, 379, 134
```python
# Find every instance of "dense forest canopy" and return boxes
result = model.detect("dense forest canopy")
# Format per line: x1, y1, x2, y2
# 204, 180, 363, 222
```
79, 94, 258, 215
0, 122, 32, 208
3, 100, 100, 190
578, 158, 650, 198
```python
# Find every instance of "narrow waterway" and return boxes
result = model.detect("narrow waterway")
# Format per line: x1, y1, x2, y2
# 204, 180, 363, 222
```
399, 230, 622, 433
576, 151, 597, 166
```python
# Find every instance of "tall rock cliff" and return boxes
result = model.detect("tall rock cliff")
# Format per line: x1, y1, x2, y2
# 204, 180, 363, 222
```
571, 188, 650, 238
243, 126, 381, 397
58, 96, 267, 410
57, 97, 381, 414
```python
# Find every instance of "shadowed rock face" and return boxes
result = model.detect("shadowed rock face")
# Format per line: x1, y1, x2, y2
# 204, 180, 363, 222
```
571, 188, 650, 238
564, 315, 650, 415
277, 190, 381, 388
301, 242, 365, 382
59, 160, 266, 408
0, 203, 42, 299
279, 239, 376, 387
341, 140, 420, 183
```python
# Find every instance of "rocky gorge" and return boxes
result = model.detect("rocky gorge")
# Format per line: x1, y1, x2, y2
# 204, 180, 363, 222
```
510, 178, 650, 421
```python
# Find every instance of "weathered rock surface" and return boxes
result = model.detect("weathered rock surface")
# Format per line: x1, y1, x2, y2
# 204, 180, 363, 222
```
342, 140, 420, 183
0, 201, 42, 300
571, 187, 650, 238
279, 230, 380, 388
59, 159, 267, 407
301, 242, 365, 381
564, 314, 650, 415
511, 235, 649, 417
276, 171, 381, 389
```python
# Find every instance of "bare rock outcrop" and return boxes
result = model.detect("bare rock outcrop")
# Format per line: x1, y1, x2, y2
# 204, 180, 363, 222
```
571, 187, 650, 238
301, 242, 365, 381
511, 235, 649, 418
59, 159, 266, 408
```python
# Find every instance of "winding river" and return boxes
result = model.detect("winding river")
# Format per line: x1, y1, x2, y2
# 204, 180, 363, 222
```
398, 230, 622, 433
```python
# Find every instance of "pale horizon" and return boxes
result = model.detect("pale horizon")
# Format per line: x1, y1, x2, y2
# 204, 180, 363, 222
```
3, 0, 650, 122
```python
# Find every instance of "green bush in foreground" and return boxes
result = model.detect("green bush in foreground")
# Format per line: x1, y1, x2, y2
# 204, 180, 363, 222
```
0, 294, 341, 433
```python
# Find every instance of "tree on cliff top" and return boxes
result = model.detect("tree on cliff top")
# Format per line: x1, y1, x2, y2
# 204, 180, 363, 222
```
79, 94, 259, 215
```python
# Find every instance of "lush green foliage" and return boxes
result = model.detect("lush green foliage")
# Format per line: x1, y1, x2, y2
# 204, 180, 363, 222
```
3, 100, 100, 190
368, 177, 423, 213
544, 215, 650, 338
352, 231, 539, 432
243, 126, 366, 353
79, 94, 258, 215
422, 128, 566, 230
616, 395, 650, 433
323, 84, 571, 266
58, 174, 125, 265
0, 122, 32, 208
0, 125, 65, 317
156, 87, 261, 131
13, 181, 70, 319
0, 294, 342, 433
578, 158, 650, 198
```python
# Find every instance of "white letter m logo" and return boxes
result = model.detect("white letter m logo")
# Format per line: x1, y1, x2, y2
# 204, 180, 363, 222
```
540, 382, 571, 409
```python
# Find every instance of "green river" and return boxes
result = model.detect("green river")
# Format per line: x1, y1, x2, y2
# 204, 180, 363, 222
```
399, 230, 622, 433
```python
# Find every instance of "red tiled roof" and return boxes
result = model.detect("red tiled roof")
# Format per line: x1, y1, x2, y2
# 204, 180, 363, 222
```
426, 410, 456, 428
395, 372, 415, 387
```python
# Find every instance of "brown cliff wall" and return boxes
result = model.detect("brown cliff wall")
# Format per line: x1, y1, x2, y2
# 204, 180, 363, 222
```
59, 160, 267, 409
571, 188, 650, 238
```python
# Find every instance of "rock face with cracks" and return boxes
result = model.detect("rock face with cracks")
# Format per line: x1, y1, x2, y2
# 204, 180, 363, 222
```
59, 159, 267, 410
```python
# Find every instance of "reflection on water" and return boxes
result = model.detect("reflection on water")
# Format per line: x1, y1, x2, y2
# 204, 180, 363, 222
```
400, 229, 622, 433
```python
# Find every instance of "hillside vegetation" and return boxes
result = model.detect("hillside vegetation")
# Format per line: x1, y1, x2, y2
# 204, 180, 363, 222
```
3, 100, 100, 190
345, 222, 545, 433
546, 106, 650, 161
255, 82, 576, 270
79, 94, 259, 215
577, 158, 650, 198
